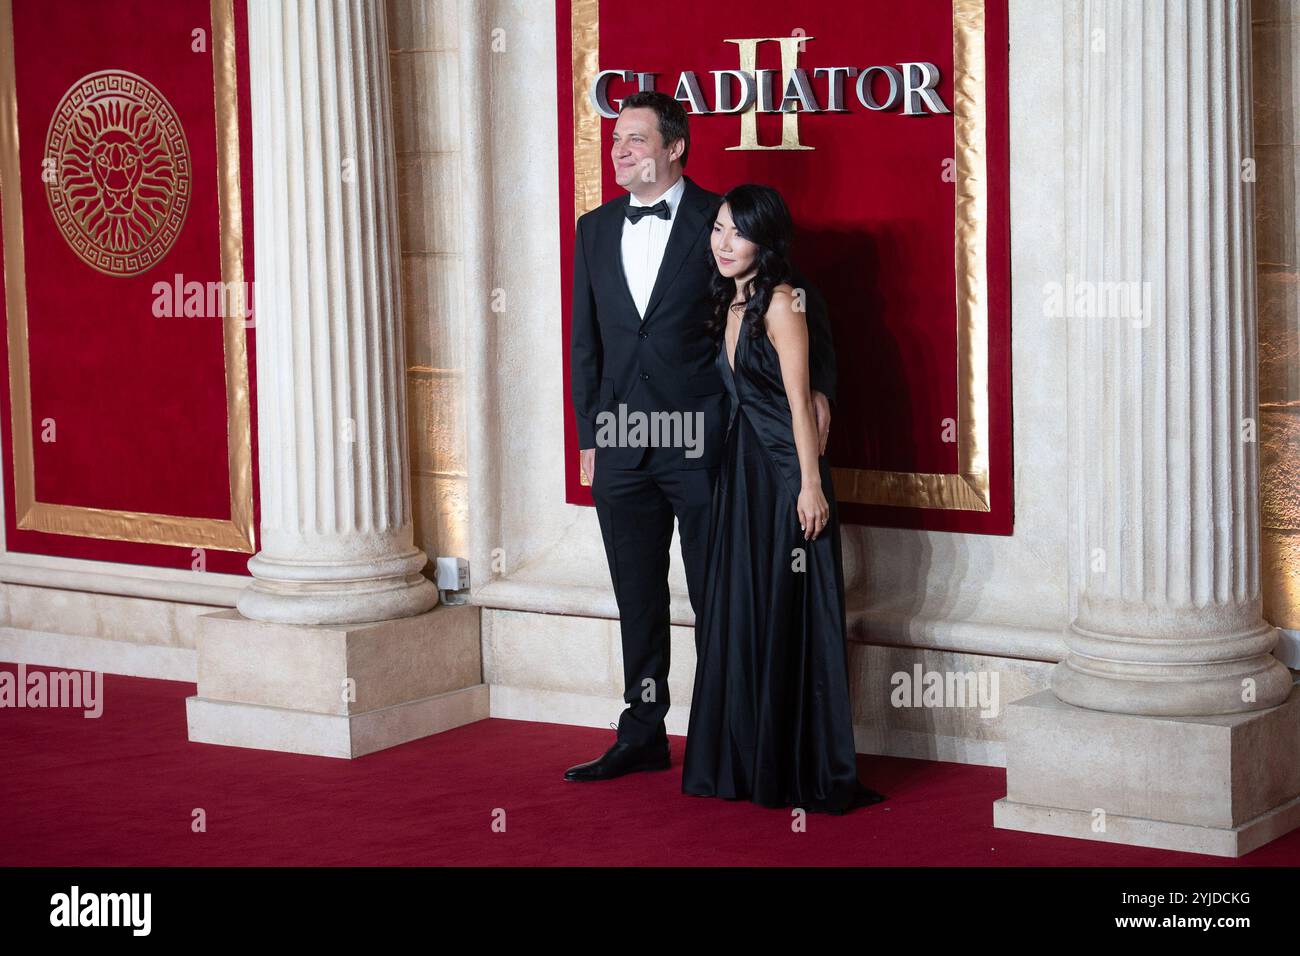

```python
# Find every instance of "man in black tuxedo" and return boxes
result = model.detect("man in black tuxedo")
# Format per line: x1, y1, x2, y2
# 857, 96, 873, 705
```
564, 91, 837, 781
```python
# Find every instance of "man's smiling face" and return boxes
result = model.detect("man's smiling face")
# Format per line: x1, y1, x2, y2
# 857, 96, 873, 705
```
611, 106, 679, 192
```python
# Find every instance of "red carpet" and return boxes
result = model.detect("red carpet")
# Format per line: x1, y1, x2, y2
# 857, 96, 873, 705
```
2, 664, 1299, 867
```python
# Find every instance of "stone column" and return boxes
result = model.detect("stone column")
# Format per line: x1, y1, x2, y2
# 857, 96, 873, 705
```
235, 0, 438, 626
185, 0, 486, 758
996, 0, 1300, 856
1051, 0, 1292, 717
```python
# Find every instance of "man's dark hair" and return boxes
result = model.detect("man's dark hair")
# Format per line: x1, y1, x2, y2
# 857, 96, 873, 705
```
619, 90, 690, 169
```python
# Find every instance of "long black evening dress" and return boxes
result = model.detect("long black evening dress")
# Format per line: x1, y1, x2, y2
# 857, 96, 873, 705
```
681, 318, 886, 814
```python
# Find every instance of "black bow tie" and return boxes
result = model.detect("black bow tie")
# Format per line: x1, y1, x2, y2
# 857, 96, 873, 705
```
625, 199, 671, 224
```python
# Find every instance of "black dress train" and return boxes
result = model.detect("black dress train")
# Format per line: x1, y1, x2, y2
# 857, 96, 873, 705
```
681, 321, 886, 814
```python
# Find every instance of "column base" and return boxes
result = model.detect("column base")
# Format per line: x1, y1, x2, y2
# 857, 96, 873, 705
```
236, 566, 440, 627
994, 687, 1300, 857
1051, 627, 1294, 716
185, 603, 485, 758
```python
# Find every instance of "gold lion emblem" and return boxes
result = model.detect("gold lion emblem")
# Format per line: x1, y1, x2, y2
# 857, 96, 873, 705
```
44, 70, 191, 277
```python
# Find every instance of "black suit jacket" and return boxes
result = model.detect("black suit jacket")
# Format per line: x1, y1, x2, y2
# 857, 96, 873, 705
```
570, 174, 837, 471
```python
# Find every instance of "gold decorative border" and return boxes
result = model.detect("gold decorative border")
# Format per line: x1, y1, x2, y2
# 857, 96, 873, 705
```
571, 0, 603, 221
568, 0, 992, 512
0, 0, 255, 552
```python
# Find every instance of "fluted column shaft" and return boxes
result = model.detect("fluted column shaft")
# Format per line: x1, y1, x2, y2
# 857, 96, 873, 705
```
1055, 0, 1292, 714
238, 0, 437, 624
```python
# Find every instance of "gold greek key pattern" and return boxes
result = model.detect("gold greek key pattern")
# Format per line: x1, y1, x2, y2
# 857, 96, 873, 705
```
45, 70, 191, 277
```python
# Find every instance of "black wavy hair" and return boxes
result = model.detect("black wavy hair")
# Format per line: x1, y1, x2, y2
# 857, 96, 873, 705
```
706, 183, 795, 342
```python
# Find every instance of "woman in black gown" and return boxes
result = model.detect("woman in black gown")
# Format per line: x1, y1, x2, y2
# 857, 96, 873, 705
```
681, 184, 886, 815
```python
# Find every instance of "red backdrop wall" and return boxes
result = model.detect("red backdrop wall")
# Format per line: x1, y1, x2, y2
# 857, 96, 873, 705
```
0, 0, 258, 574
556, 0, 1012, 534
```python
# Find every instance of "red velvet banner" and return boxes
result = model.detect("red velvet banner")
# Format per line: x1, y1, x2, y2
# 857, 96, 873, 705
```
0, 0, 258, 573
556, 0, 1012, 534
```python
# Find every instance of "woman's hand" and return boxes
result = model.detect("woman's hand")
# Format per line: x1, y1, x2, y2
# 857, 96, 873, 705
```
797, 484, 829, 540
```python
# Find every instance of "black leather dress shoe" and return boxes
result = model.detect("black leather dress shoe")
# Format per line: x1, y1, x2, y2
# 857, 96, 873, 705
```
563, 738, 671, 781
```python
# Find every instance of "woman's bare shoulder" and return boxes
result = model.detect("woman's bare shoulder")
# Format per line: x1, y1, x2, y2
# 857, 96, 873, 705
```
765, 284, 805, 327
764, 285, 808, 351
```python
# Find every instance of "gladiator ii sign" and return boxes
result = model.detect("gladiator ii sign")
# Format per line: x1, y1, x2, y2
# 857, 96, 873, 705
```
591, 36, 951, 150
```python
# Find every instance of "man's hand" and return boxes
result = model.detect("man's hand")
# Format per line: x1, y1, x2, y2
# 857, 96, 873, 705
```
812, 391, 831, 455
580, 447, 596, 486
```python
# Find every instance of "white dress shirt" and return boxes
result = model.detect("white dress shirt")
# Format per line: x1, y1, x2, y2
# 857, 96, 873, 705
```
621, 175, 686, 320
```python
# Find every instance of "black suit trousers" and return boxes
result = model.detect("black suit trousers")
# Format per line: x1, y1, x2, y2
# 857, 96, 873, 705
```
590, 444, 718, 748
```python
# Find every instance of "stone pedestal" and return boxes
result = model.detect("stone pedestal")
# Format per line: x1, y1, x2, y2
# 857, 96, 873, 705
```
186, 604, 486, 758
994, 689, 1300, 857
